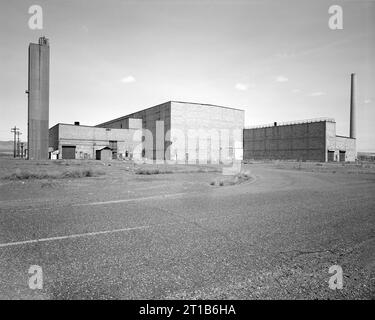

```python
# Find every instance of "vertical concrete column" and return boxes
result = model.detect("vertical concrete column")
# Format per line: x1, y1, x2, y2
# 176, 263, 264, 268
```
28, 37, 50, 160
155, 120, 165, 163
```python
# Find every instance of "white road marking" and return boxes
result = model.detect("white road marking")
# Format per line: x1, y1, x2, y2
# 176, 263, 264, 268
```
0, 222, 176, 249
0, 192, 191, 212
0, 210, 251, 249
73, 192, 188, 206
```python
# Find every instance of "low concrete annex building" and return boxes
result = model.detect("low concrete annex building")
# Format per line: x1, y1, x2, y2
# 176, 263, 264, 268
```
243, 118, 356, 162
49, 121, 142, 160
243, 73, 357, 162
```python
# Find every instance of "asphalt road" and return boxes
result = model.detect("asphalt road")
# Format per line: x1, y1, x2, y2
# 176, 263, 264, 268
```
0, 164, 374, 299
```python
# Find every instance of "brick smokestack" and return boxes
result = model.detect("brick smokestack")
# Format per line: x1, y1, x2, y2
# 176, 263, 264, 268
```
350, 73, 356, 139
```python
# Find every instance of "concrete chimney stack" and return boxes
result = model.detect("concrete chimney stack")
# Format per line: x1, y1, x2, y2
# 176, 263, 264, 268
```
27, 36, 50, 160
350, 73, 356, 139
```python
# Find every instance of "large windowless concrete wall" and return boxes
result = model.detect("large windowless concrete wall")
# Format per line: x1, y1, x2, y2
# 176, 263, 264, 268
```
243, 121, 327, 161
169, 102, 244, 163
28, 37, 50, 160
97, 102, 171, 160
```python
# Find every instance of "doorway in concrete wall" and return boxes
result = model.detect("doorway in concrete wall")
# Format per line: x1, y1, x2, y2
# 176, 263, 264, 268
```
339, 151, 346, 162
328, 150, 335, 162
62, 146, 76, 159
109, 140, 117, 160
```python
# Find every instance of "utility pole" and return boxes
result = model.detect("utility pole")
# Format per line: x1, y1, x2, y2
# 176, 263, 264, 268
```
16, 131, 22, 157
20, 143, 24, 159
10, 126, 19, 158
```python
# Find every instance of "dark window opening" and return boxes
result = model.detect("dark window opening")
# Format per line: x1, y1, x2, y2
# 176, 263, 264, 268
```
328, 150, 335, 162
339, 151, 346, 162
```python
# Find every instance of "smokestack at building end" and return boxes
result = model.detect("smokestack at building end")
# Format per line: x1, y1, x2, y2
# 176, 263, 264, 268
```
350, 73, 356, 139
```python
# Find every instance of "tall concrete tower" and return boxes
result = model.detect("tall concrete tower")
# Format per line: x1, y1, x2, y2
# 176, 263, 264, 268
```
350, 73, 356, 139
27, 36, 50, 160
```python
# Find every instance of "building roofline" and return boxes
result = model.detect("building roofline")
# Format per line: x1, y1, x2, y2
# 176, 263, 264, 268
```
171, 101, 245, 112
97, 146, 112, 151
50, 123, 96, 129
49, 123, 60, 130
96, 101, 245, 127
95, 101, 170, 127
244, 117, 336, 129
50, 123, 127, 130
336, 135, 356, 139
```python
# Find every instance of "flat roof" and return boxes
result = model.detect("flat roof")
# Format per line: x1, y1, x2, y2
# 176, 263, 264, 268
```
244, 117, 336, 129
171, 101, 244, 112
51, 123, 125, 130
96, 100, 244, 127
96, 101, 169, 127
336, 135, 356, 139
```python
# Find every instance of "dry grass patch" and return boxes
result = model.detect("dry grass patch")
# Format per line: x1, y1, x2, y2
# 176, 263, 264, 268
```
3, 167, 105, 180
134, 164, 221, 175
210, 170, 252, 186
135, 168, 173, 175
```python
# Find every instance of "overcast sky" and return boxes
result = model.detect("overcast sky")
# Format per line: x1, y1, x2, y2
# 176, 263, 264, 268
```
0, 0, 374, 151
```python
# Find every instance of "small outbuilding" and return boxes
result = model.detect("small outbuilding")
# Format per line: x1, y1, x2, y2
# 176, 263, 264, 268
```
96, 147, 112, 161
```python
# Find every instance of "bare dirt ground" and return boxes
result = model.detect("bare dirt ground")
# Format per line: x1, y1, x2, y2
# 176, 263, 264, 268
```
0, 158, 374, 299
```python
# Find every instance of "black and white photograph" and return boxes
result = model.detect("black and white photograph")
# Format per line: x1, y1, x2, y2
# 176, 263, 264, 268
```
0, 0, 374, 308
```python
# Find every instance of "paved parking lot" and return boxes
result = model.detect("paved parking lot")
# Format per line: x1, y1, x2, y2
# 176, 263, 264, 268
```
0, 161, 374, 299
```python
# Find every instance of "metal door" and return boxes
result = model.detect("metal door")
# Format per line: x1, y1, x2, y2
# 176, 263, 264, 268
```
62, 146, 76, 159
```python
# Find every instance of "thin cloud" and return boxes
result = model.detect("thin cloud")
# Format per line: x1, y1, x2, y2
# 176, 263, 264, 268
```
275, 76, 288, 83
291, 89, 301, 93
121, 75, 136, 83
235, 83, 249, 91
308, 91, 325, 97
274, 52, 296, 59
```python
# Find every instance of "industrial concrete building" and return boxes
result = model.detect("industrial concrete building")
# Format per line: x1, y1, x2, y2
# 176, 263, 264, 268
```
243, 73, 357, 162
27, 36, 50, 160
49, 121, 142, 160
243, 118, 356, 162
49, 101, 244, 162
47, 61, 356, 163
97, 101, 244, 163
27, 37, 357, 163
49, 98, 355, 162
